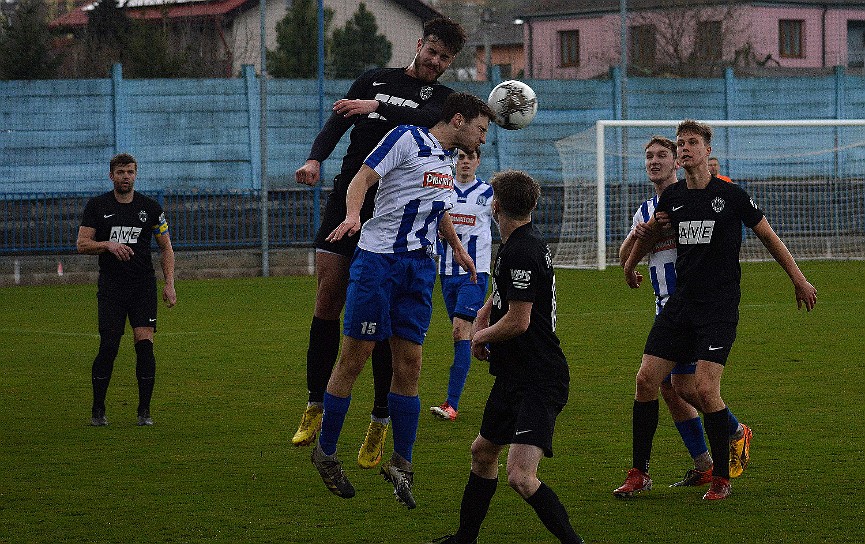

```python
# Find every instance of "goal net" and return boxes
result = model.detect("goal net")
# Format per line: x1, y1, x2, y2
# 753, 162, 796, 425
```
554, 119, 865, 269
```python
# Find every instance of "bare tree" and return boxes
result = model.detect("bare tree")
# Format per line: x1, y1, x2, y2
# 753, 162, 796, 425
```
629, 0, 768, 78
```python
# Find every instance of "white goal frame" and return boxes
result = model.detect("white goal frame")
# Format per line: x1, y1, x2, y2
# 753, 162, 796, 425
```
590, 118, 865, 270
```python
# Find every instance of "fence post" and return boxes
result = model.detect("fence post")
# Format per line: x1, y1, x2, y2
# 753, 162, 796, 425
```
724, 67, 735, 175
111, 64, 129, 153
243, 65, 262, 190
490, 65, 503, 173
835, 65, 845, 119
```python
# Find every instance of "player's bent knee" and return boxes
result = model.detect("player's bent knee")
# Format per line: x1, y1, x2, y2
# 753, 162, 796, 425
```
635, 370, 661, 398
470, 436, 499, 465
506, 468, 537, 497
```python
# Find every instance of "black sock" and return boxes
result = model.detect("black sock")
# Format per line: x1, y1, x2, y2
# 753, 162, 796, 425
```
91, 334, 120, 415
371, 340, 393, 419
633, 399, 659, 473
525, 482, 582, 544
135, 340, 156, 415
704, 407, 731, 479
306, 317, 340, 403
456, 471, 498, 543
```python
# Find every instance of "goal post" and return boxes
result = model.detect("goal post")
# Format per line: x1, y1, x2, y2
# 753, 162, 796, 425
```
554, 119, 865, 270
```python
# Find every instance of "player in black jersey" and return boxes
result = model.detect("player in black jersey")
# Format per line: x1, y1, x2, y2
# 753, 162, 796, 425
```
290, 18, 467, 470
435, 171, 583, 544
617, 120, 817, 501
77, 153, 176, 427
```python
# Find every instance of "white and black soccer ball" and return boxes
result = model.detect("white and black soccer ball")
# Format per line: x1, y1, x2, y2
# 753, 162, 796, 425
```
487, 80, 538, 130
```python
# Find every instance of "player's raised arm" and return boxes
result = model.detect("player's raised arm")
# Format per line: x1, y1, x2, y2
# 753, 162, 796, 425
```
751, 217, 817, 311
326, 165, 380, 242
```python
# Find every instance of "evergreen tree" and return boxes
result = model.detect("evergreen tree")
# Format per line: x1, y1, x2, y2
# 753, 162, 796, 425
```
123, 21, 186, 78
86, 0, 130, 49
267, 0, 333, 78
0, 0, 60, 80
329, 3, 391, 79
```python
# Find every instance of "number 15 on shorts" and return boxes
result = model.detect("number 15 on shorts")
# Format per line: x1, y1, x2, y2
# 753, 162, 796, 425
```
360, 321, 377, 335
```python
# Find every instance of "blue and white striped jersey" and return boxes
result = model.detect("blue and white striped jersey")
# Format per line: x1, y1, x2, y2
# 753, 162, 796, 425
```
358, 125, 455, 254
630, 195, 678, 314
438, 176, 493, 276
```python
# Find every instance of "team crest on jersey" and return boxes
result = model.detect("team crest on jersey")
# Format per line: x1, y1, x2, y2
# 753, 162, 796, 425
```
476, 195, 488, 205
139, 210, 148, 223
711, 197, 725, 213
419, 86, 433, 101
423, 171, 453, 189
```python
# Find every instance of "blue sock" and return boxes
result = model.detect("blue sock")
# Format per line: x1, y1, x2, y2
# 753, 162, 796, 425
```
674, 416, 709, 459
728, 409, 740, 437
388, 392, 420, 463
319, 392, 351, 456
446, 340, 472, 410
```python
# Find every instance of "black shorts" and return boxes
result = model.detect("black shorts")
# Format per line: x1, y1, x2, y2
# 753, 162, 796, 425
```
479, 375, 567, 458
313, 174, 378, 258
644, 296, 738, 365
97, 277, 158, 334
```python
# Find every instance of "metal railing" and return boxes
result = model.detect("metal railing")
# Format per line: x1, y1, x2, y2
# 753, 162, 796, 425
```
1, 187, 566, 254
1, 189, 319, 254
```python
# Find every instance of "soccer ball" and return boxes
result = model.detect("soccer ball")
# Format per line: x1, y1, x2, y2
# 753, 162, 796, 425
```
487, 80, 538, 130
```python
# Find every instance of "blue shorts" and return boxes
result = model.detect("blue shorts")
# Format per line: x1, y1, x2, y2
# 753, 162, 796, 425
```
343, 248, 437, 345
440, 273, 489, 322
663, 362, 697, 384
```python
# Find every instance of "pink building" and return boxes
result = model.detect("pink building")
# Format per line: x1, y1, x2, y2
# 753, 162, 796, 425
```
519, 0, 865, 79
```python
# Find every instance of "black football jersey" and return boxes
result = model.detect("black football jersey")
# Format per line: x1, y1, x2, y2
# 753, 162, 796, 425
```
80, 191, 167, 284
488, 223, 569, 390
309, 67, 454, 179
655, 177, 764, 303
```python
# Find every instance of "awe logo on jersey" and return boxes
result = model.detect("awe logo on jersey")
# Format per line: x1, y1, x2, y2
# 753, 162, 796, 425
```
678, 220, 715, 244
511, 269, 531, 289
110, 226, 143, 244
450, 213, 476, 226
711, 197, 725, 213
423, 171, 453, 189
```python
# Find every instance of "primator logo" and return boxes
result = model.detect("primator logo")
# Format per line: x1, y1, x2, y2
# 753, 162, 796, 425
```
450, 213, 476, 226
423, 171, 453, 189
110, 226, 143, 245
678, 220, 715, 244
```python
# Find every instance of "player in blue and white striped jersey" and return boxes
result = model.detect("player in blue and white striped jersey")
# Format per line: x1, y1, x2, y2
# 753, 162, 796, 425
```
430, 147, 493, 422
311, 93, 496, 509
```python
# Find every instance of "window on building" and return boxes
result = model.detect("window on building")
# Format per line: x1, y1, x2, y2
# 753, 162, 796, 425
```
559, 30, 579, 67
495, 64, 513, 79
696, 20, 722, 61
629, 25, 656, 71
779, 19, 804, 58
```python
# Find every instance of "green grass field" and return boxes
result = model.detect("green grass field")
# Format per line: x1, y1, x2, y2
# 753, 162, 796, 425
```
2, 261, 863, 543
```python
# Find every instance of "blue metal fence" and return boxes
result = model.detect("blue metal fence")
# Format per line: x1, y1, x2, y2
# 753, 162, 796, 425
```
1, 185, 572, 254
1, 188, 320, 254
